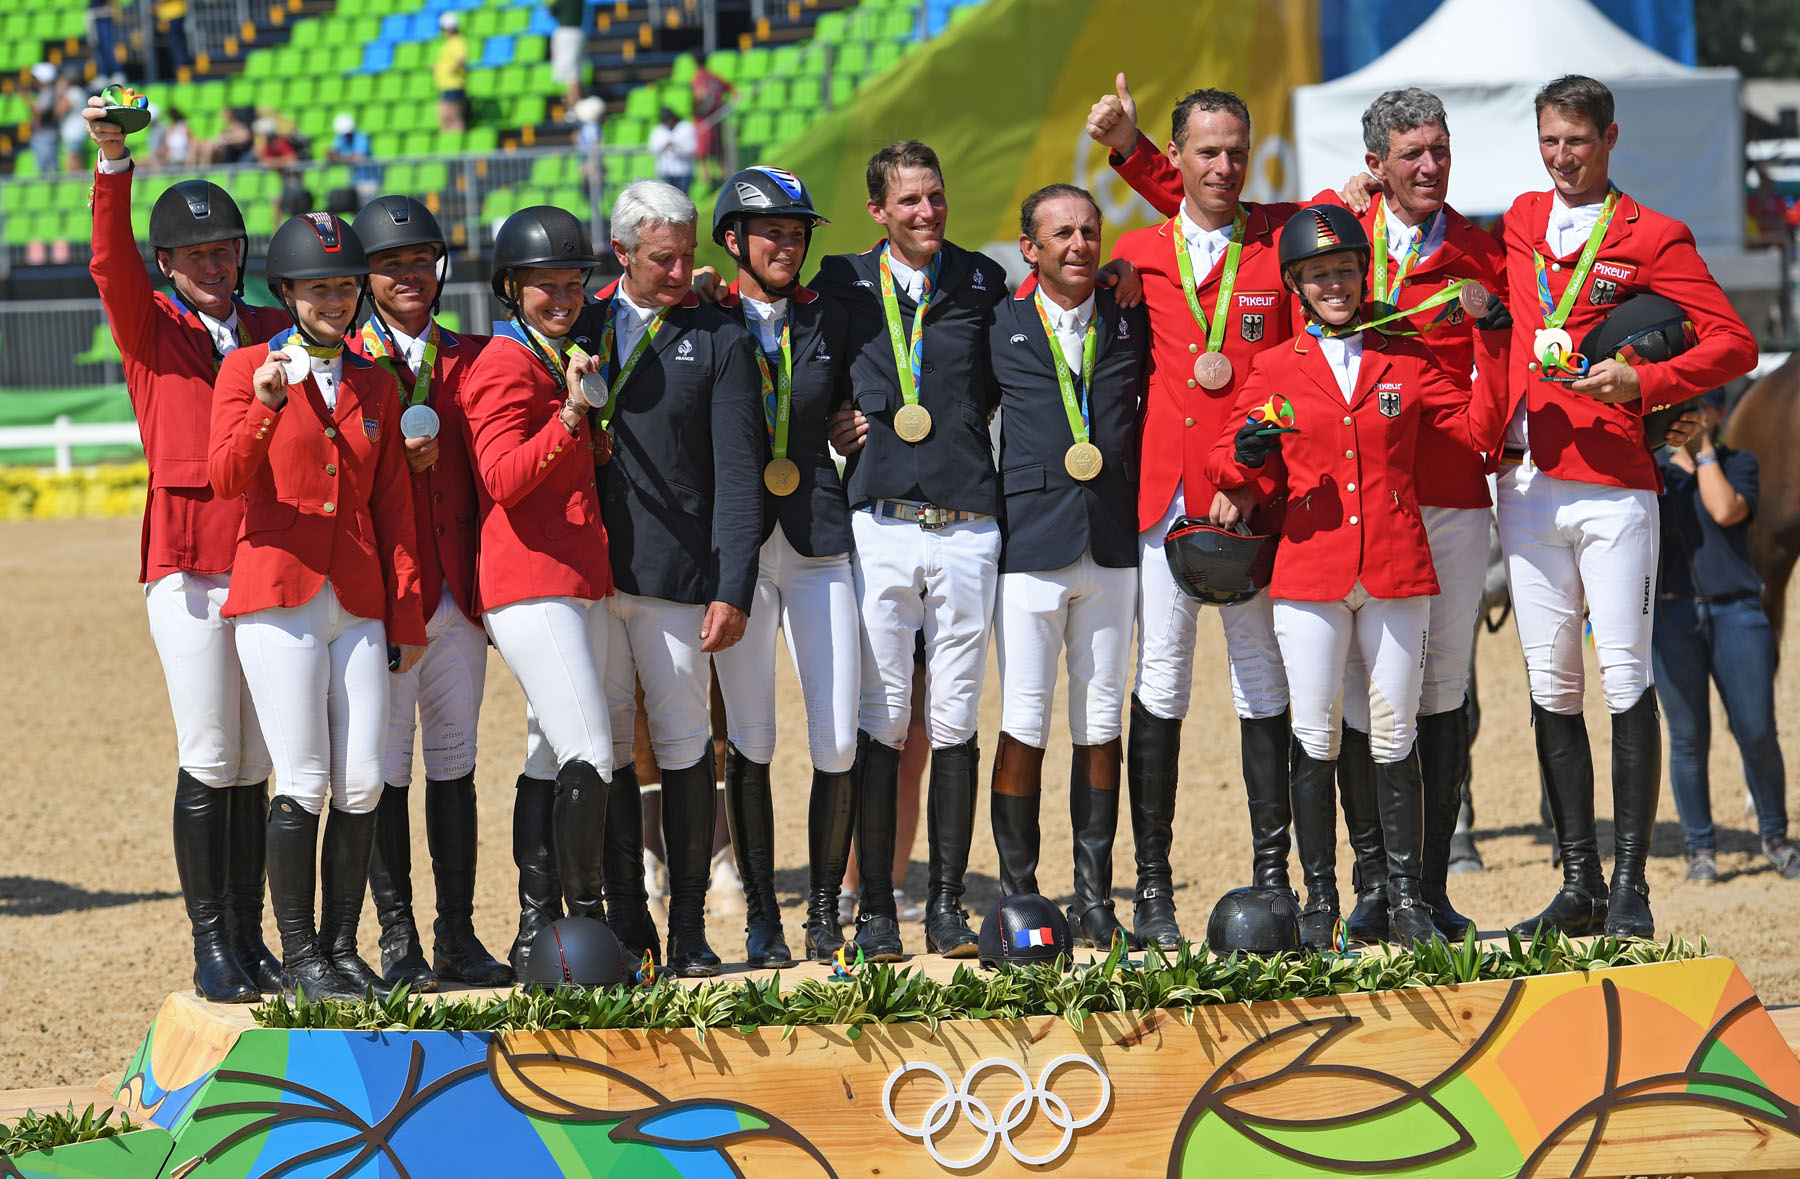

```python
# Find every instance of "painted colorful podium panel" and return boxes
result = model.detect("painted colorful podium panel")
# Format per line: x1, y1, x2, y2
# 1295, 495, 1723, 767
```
5, 957, 1799, 1178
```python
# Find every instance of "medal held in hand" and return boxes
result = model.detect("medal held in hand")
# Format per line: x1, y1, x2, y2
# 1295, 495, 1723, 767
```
400, 404, 440, 440
1458, 279, 1489, 317
1250, 393, 1298, 436
894, 402, 933, 442
578, 369, 609, 411
279, 346, 310, 386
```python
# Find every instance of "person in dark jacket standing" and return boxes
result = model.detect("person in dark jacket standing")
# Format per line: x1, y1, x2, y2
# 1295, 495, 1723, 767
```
579, 180, 764, 978
1653, 392, 1799, 884
708, 167, 861, 966
813, 140, 1008, 961
989, 183, 1147, 950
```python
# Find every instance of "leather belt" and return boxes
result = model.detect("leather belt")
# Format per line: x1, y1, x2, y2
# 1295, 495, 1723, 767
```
1500, 447, 1531, 466
1658, 589, 1758, 606
864, 499, 988, 531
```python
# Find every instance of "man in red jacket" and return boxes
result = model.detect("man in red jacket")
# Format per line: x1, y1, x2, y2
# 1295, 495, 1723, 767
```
1486, 76, 1756, 941
350, 195, 512, 993
85, 96, 290, 1001
1087, 87, 1298, 947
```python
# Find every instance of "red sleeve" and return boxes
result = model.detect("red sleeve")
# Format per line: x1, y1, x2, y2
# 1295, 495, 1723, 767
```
1417, 353, 1475, 450
209, 347, 281, 499
1469, 317, 1511, 457
370, 389, 428, 646
459, 345, 591, 508
1112, 132, 1181, 218
1631, 222, 1758, 411
88, 163, 158, 361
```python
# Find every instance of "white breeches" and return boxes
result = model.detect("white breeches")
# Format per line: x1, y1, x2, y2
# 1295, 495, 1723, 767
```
605, 590, 711, 771
383, 586, 487, 788
995, 549, 1137, 748
144, 570, 271, 788
1275, 585, 1430, 764
485, 595, 613, 779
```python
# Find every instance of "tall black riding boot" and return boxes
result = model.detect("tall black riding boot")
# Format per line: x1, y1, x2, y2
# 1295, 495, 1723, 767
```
1240, 710, 1293, 890
424, 775, 512, 986
1289, 748, 1340, 951
853, 731, 906, 961
1417, 710, 1474, 939
1128, 696, 1184, 949
662, 757, 723, 976
924, 737, 981, 956
1337, 728, 1388, 942
318, 805, 389, 997
510, 774, 562, 975
1448, 691, 1485, 873
173, 771, 259, 1002
366, 785, 438, 992
1068, 739, 1135, 949
990, 732, 1045, 897
804, 766, 857, 961
724, 745, 793, 968
554, 760, 610, 922
601, 764, 660, 965
1376, 749, 1439, 946
1605, 689, 1661, 938
1510, 706, 1608, 937
225, 781, 283, 993
267, 796, 359, 1001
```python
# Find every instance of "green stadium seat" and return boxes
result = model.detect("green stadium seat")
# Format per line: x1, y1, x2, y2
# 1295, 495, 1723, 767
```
11, 152, 39, 180
394, 41, 425, 71
511, 95, 545, 126
400, 131, 434, 156
870, 40, 903, 71
515, 35, 547, 65
741, 110, 773, 144
292, 18, 323, 47
376, 73, 406, 103
386, 163, 418, 193
878, 10, 914, 38
438, 310, 462, 333
703, 50, 739, 82
607, 117, 647, 146
417, 162, 449, 192
658, 83, 693, 117
346, 76, 376, 104
75, 323, 120, 366
814, 11, 849, 43
550, 186, 584, 213
738, 49, 772, 82
828, 74, 856, 106
670, 54, 697, 85
371, 132, 403, 158
481, 188, 517, 221
751, 80, 788, 110
837, 42, 869, 72
623, 87, 658, 120
466, 128, 499, 153
774, 111, 806, 144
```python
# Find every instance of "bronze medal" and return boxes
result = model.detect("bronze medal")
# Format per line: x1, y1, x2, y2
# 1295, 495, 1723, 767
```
1194, 351, 1233, 390
763, 457, 801, 496
894, 402, 933, 443
1458, 280, 1489, 318
1064, 442, 1103, 482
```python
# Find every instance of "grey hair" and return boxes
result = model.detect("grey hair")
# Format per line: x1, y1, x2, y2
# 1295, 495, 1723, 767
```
610, 180, 697, 252
1361, 88, 1449, 158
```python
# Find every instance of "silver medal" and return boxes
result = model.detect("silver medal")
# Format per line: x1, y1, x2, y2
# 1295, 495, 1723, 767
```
279, 347, 309, 386
400, 404, 441, 440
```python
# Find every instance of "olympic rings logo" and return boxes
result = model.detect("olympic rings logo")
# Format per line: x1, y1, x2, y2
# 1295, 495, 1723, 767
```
880, 1054, 1111, 1169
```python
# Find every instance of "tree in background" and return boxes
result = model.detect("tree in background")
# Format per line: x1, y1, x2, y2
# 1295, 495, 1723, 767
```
1697, 0, 1800, 77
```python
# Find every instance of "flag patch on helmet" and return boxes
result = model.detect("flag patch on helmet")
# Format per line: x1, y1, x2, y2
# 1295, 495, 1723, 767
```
303, 211, 343, 251
1015, 926, 1055, 949
1310, 208, 1340, 249
754, 167, 806, 201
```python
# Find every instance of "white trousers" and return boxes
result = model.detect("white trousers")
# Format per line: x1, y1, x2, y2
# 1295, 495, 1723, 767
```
1343, 504, 1492, 730
234, 583, 388, 814
383, 586, 488, 788
485, 596, 613, 779
144, 571, 271, 788
996, 550, 1137, 747
521, 704, 558, 781
1275, 585, 1430, 764
712, 530, 860, 773
1136, 488, 1287, 721
851, 508, 1001, 748
605, 591, 710, 770
1496, 461, 1658, 714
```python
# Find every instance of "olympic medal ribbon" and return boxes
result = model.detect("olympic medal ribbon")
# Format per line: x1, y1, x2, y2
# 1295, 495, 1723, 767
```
515, 317, 573, 394
584, 298, 668, 429
748, 305, 799, 495
1532, 185, 1620, 348
1032, 294, 1102, 481
1171, 206, 1246, 356
1370, 198, 1437, 305
878, 243, 942, 441
362, 316, 439, 407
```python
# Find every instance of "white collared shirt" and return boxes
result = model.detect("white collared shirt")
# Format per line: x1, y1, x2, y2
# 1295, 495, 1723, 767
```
197, 309, 242, 359
309, 351, 344, 411
1384, 207, 1446, 272
615, 289, 659, 366
739, 295, 788, 355
884, 249, 933, 301
1318, 332, 1363, 402
1036, 289, 1095, 374
1178, 201, 1235, 282
1545, 192, 1604, 258
387, 323, 427, 373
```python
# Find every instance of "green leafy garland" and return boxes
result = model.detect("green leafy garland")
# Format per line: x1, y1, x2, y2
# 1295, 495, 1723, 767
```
0, 1103, 135, 1159
253, 930, 1703, 1041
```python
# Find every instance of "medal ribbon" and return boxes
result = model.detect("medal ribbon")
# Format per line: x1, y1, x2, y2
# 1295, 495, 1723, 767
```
1171, 206, 1245, 354
515, 317, 570, 393
748, 307, 793, 460
1358, 281, 1471, 337
173, 295, 254, 371
362, 317, 439, 407
1032, 296, 1097, 445
1370, 198, 1436, 305
588, 299, 668, 428
1533, 186, 1620, 331
877, 243, 941, 411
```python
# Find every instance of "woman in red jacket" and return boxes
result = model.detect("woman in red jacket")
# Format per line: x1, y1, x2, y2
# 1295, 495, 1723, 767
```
210, 212, 427, 1000
455, 206, 616, 975
1207, 205, 1473, 949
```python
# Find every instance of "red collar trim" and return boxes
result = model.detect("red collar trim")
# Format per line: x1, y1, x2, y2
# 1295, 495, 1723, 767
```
720, 279, 817, 306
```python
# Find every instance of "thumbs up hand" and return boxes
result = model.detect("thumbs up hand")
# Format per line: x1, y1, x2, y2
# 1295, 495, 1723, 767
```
1085, 72, 1139, 156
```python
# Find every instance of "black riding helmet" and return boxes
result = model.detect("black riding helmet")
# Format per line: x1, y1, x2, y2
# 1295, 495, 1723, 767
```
977, 893, 1073, 970
149, 179, 249, 294
265, 211, 370, 346
1163, 517, 1278, 606
1582, 292, 1700, 448
711, 166, 828, 298
520, 916, 627, 989
1278, 204, 1370, 322
1207, 886, 1302, 957
354, 195, 450, 315
490, 205, 599, 311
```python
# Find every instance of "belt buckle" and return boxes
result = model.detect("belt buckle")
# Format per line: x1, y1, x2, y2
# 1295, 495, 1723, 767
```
916, 503, 948, 530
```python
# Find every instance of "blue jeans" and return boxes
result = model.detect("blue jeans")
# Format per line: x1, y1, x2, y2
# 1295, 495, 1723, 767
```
1650, 595, 1789, 852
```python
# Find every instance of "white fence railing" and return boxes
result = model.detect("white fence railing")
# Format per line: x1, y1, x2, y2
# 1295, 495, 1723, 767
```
0, 416, 143, 474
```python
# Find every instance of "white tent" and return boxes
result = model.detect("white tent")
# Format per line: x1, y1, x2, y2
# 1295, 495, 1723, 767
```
1291, 0, 1744, 248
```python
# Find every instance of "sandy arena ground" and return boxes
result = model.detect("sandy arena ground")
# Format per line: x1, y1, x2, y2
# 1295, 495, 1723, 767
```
1, 517, 1795, 1092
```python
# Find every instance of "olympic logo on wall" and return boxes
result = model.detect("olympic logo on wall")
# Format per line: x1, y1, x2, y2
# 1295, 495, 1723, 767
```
880, 1054, 1111, 1169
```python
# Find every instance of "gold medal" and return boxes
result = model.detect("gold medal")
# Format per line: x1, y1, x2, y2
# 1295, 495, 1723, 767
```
894, 402, 932, 443
1458, 280, 1490, 317
763, 457, 800, 496
1064, 442, 1103, 482
1194, 351, 1233, 390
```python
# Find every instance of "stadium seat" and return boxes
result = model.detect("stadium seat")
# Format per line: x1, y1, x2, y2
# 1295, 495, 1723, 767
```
74, 323, 120, 366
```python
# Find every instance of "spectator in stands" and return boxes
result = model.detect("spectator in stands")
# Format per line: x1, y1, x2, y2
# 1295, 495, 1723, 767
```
549, 0, 587, 112
649, 107, 696, 194
87, 0, 123, 85
254, 114, 304, 172
330, 114, 381, 205
690, 63, 734, 189
436, 12, 469, 133
1654, 390, 1800, 885
28, 63, 61, 175
153, 107, 197, 169
57, 68, 92, 173
206, 106, 255, 165
574, 94, 605, 189
276, 166, 311, 222
156, 0, 192, 74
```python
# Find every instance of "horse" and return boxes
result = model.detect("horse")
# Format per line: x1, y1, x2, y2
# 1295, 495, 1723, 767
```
1721, 352, 1800, 639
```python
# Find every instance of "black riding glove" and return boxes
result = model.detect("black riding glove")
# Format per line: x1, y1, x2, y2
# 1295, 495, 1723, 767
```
1234, 416, 1280, 468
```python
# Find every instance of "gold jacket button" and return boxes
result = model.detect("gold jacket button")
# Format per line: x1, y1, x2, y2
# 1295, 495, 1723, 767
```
1186, 378, 1197, 389
1188, 343, 1198, 355
1349, 514, 1359, 525
324, 463, 336, 475
1344, 449, 1354, 458
1342, 416, 1352, 426
262, 417, 272, 425
1185, 417, 1195, 427
1347, 481, 1357, 492
323, 501, 335, 513
324, 427, 337, 438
